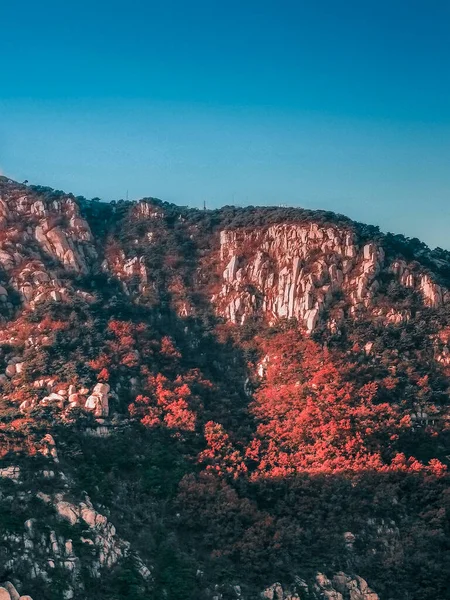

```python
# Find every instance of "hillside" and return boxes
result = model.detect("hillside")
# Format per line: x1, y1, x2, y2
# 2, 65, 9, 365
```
0, 176, 449, 600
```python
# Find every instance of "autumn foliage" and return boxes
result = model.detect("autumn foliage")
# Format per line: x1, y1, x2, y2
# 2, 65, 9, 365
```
247, 331, 434, 476
174, 328, 449, 598
129, 373, 198, 432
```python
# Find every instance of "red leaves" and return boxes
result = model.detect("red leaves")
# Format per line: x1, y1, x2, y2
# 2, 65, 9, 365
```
89, 319, 159, 377
164, 398, 196, 431
160, 336, 182, 359
198, 421, 247, 479
241, 330, 442, 477
88, 354, 109, 371
96, 368, 110, 382
129, 372, 205, 433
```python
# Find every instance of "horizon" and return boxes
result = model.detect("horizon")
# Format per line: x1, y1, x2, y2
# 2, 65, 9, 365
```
1, 1, 449, 248
2, 173, 447, 253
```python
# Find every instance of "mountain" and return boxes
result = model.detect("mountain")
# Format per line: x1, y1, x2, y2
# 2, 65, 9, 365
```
0, 176, 449, 600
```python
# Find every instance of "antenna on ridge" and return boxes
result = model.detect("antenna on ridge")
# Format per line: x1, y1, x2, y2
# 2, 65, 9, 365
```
203, 200, 207, 211
126, 190, 129, 202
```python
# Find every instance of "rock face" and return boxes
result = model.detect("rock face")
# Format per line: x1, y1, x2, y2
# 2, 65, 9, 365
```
1, 434, 152, 600
0, 181, 97, 315
101, 252, 149, 297
259, 573, 379, 600
0, 582, 31, 600
0, 177, 447, 335
212, 224, 447, 332
390, 260, 444, 307
214, 225, 369, 331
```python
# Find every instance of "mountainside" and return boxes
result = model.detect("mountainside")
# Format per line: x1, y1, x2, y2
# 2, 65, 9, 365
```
0, 176, 449, 600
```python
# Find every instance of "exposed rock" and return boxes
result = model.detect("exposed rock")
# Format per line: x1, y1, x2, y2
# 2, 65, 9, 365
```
0, 178, 447, 600
261, 582, 284, 600
55, 501, 79, 526
331, 573, 378, 600
5, 365, 16, 378
3, 583, 20, 600
0, 466, 20, 481
85, 382, 110, 417
214, 225, 387, 332
213, 224, 447, 333
259, 573, 378, 600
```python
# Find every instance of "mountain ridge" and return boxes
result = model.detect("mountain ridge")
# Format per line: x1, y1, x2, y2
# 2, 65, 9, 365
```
0, 176, 449, 599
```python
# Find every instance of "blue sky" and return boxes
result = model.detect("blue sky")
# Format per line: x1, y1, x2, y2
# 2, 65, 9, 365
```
1, 0, 449, 248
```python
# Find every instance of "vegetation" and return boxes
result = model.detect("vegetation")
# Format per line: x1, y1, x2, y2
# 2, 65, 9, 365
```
0, 178, 449, 599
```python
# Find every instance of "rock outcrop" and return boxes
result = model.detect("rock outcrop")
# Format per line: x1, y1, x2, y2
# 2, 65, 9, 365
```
1, 177, 448, 335
0, 181, 98, 317
0, 582, 32, 600
213, 224, 447, 332
208, 572, 379, 600
259, 573, 379, 600
1, 433, 151, 600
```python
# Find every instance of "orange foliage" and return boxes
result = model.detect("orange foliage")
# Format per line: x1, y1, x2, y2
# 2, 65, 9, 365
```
89, 319, 158, 377
245, 331, 445, 477
198, 421, 247, 479
129, 373, 202, 432
97, 368, 110, 382
160, 336, 182, 359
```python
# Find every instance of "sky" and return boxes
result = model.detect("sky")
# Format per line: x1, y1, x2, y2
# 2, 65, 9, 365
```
1, 0, 449, 248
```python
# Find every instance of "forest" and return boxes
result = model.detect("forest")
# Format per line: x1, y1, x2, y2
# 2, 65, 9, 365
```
0, 178, 449, 599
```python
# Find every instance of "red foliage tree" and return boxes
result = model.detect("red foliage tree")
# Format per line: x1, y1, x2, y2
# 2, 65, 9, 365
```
198, 421, 247, 479
129, 372, 203, 433
246, 331, 444, 477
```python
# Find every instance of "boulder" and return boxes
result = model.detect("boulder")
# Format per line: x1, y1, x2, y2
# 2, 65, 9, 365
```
3, 583, 19, 600
5, 364, 16, 378
68, 393, 82, 405
332, 575, 348, 594
55, 501, 79, 526
85, 394, 102, 416
355, 576, 368, 592
0, 466, 20, 480
93, 382, 110, 396
85, 383, 110, 417
24, 518, 36, 539
42, 393, 65, 404
261, 584, 284, 600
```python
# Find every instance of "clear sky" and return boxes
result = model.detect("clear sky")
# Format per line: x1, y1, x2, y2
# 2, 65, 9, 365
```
1, 0, 449, 248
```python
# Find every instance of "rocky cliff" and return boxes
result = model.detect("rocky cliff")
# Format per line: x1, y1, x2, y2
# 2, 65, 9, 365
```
0, 177, 449, 600
214, 224, 445, 332
0, 177, 448, 335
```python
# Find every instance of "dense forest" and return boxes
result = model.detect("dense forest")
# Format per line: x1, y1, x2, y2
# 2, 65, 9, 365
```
0, 177, 449, 600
